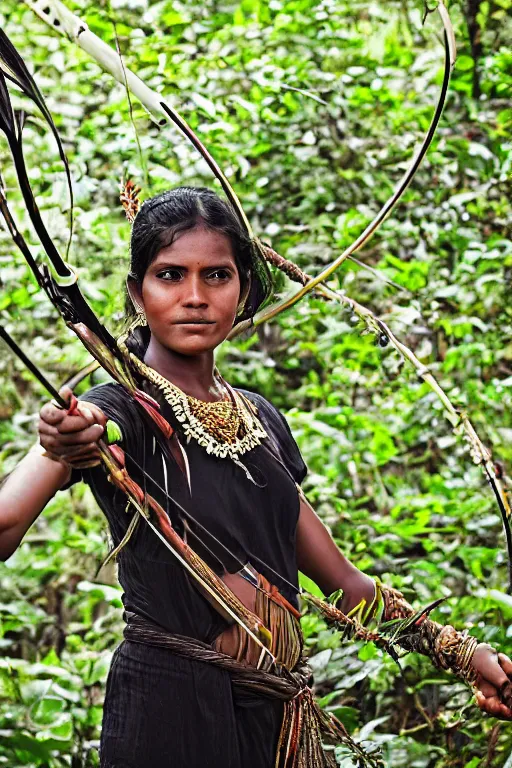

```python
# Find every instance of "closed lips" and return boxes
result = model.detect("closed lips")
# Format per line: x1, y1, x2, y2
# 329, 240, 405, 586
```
174, 320, 214, 324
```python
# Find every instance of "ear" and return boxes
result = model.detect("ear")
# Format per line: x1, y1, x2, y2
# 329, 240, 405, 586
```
126, 276, 144, 314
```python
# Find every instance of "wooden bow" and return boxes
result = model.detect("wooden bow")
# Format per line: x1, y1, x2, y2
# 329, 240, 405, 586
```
18, 0, 512, 590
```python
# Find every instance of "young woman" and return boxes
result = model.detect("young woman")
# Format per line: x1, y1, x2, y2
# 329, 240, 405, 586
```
1, 187, 511, 767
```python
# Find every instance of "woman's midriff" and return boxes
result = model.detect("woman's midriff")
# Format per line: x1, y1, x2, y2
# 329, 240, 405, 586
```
213, 570, 302, 671
214, 571, 262, 665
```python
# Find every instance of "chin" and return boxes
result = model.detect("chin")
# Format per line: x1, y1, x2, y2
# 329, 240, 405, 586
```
165, 337, 223, 357
173, 344, 217, 357
154, 325, 232, 357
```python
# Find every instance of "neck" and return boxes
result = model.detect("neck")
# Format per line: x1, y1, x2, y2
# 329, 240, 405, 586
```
143, 337, 220, 401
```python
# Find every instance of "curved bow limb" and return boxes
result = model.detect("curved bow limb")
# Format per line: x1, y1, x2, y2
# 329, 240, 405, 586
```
237, 244, 512, 590
14, 4, 511, 591
0, 41, 292, 631
27, 0, 452, 326
0, 29, 74, 260
24, 0, 454, 290
19, 3, 512, 590
0, 70, 121, 358
233, 2, 456, 330
22, 0, 456, 376
22, 0, 253, 237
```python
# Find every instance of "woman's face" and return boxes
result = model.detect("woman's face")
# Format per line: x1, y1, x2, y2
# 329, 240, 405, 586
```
132, 225, 242, 357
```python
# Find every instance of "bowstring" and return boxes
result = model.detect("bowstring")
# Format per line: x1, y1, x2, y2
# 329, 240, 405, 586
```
115, 439, 303, 599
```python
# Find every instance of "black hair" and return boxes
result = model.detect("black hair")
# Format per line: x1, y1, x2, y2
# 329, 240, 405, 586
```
128, 186, 272, 323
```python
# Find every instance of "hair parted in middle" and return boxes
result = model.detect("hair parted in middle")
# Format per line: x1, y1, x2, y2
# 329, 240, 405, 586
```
128, 186, 273, 324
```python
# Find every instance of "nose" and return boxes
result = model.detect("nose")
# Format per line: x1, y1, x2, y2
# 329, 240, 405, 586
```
182, 274, 208, 309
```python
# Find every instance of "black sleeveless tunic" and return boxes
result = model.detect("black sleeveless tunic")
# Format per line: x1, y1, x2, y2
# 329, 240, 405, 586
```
67, 382, 307, 768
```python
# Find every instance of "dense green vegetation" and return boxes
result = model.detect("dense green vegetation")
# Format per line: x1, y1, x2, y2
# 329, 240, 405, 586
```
0, 0, 511, 764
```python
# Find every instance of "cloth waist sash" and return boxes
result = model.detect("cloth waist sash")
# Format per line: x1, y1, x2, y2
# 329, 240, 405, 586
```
123, 611, 369, 768
124, 610, 308, 699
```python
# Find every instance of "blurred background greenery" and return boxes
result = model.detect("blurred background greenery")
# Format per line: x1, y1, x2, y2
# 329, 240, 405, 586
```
0, 0, 511, 764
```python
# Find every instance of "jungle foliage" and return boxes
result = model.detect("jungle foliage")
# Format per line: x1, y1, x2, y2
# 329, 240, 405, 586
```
0, 0, 511, 765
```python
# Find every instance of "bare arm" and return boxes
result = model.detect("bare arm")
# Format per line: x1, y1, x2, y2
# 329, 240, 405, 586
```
296, 493, 512, 721
0, 445, 71, 561
0, 389, 107, 561
296, 495, 376, 613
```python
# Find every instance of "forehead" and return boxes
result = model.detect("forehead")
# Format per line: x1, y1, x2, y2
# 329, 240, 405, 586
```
152, 226, 236, 267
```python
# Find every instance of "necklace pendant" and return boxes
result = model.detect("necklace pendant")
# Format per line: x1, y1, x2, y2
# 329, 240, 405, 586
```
125, 351, 268, 466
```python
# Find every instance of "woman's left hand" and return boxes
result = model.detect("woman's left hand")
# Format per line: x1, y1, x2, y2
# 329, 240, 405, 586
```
472, 644, 512, 720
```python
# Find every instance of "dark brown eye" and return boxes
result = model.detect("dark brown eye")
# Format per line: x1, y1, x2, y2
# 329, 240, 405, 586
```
157, 269, 183, 282
207, 269, 231, 281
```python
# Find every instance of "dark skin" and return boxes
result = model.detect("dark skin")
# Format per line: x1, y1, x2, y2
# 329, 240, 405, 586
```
22, 224, 512, 719
131, 226, 243, 400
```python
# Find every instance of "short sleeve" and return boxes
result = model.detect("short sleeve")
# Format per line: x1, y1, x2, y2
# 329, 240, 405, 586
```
240, 390, 307, 485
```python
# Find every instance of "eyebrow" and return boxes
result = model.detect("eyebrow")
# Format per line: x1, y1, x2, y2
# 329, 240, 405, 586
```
152, 261, 236, 271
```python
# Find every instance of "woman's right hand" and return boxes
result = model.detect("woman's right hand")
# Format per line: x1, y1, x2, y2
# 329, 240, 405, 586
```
38, 386, 107, 469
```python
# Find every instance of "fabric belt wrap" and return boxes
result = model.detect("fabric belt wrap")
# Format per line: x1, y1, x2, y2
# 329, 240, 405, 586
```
123, 611, 308, 700
122, 612, 378, 768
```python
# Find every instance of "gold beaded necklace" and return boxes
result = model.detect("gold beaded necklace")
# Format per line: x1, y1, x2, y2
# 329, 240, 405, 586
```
186, 392, 241, 445
119, 341, 268, 466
